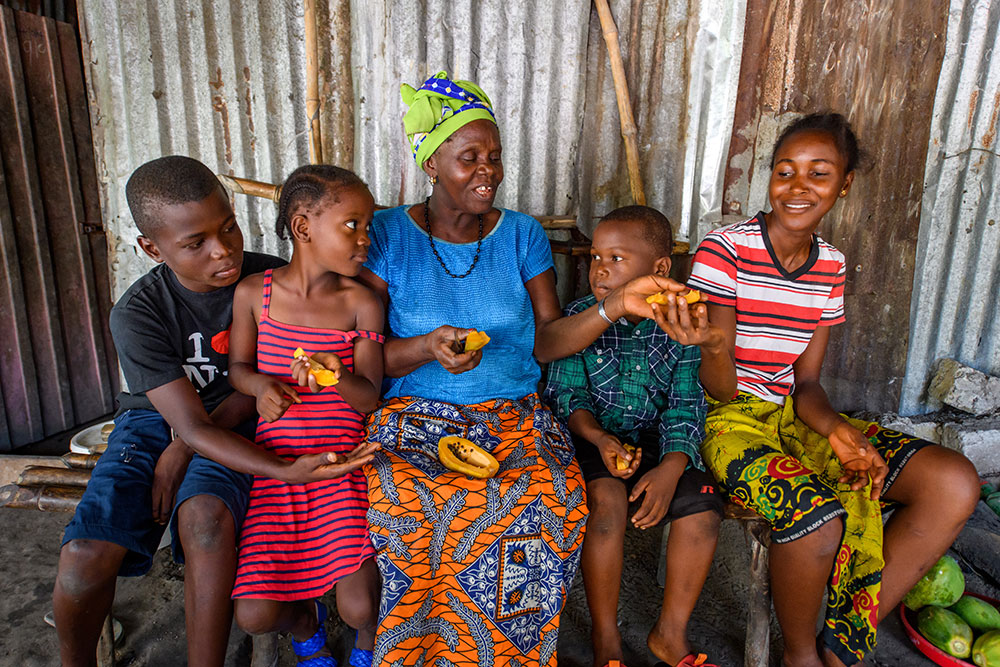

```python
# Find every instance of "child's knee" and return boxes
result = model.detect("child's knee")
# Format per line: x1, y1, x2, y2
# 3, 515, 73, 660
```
56, 540, 122, 599
234, 598, 280, 635
177, 495, 233, 554
675, 509, 722, 541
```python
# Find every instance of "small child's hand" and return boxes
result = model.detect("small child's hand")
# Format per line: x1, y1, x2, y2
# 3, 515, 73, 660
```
291, 351, 344, 393
596, 433, 641, 479
629, 457, 684, 529
650, 293, 723, 349
828, 421, 888, 499
257, 379, 301, 422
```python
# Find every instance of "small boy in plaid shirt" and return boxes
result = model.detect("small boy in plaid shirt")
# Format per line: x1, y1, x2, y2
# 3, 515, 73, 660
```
544, 206, 723, 667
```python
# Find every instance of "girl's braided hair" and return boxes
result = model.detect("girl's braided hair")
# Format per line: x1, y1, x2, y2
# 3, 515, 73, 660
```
275, 165, 367, 240
771, 112, 867, 174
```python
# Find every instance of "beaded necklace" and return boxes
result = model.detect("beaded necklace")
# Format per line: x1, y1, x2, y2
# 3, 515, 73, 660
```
423, 196, 483, 279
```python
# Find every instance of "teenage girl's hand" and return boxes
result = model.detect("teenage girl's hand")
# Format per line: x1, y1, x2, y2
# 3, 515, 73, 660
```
425, 325, 482, 374
595, 432, 641, 479
290, 352, 345, 393
256, 378, 301, 423
606, 274, 686, 322
650, 293, 726, 350
278, 440, 381, 484
629, 454, 685, 530
828, 421, 888, 499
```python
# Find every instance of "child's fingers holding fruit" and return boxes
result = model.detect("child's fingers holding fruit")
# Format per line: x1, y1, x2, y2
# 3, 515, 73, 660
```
596, 433, 641, 479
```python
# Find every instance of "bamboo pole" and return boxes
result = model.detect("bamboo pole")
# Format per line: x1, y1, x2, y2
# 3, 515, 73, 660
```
304, 0, 323, 164
217, 174, 282, 203
18, 467, 91, 488
594, 0, 646, 206
62, 452, 101, 469
0, 484, 84, 512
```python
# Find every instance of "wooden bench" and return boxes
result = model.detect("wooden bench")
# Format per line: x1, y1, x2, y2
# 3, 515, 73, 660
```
657, 503, 772, 667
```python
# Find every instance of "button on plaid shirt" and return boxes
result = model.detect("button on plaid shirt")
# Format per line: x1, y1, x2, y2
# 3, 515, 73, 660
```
543, 294, 707, 469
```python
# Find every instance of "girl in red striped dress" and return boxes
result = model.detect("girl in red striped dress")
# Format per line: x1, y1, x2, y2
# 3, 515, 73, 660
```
228, 165, 384, 667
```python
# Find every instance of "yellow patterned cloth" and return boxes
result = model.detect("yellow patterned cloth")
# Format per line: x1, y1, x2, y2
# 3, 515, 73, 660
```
702, 392, 926, 663
364, 393, 588, 666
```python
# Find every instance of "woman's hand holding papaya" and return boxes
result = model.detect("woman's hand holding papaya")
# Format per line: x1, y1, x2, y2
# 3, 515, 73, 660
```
596, 432, 641, 479
828, 421, 888, 499
425, 325, 482, 374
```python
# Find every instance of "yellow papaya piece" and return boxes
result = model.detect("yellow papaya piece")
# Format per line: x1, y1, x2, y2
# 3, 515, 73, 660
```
292, 347, 338, 386
438, 436, 499, 479
615, 443, 637, 471
463, 330, 491, 353
645, 289, 702, 306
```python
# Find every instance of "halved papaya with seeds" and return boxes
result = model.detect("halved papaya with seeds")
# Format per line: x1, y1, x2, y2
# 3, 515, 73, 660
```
646, 289, 702, 306
438, 436, 499, 478
292, 347, 338, 386
463, 330, 491, 352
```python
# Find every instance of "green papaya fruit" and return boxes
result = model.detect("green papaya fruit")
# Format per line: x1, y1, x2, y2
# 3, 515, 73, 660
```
950, 595, 1000, 633
903, 555, 965, 609
973, 630, 1000, 667
917, 606, 973, 658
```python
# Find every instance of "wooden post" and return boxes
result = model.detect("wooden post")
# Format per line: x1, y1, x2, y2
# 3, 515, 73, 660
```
593, 0, 646, 206
216, 174, 281, 203
0, 483, 84, 511
744, 520, 771, 667
303, 0, 323, 164
61, 452, 101, 469
96, 614, 114, 667
17, 466, 91, 487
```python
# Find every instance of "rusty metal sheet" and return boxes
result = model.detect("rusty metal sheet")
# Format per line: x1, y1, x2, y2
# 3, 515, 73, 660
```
900, 0, 1000, 414
0, 5, 74, 439
56, 19, 118, 397
14, 10, 115, 423
0, 143, 44, 448
722, 0, 950, 413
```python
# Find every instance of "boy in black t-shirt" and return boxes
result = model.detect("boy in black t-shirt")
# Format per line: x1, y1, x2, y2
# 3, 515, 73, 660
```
53, 157, 321, 666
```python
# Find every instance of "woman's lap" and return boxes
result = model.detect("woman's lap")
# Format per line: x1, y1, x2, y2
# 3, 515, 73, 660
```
363, 393, 587, 667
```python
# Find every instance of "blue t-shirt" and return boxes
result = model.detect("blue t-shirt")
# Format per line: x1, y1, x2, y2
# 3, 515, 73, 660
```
365, 205, 554, 404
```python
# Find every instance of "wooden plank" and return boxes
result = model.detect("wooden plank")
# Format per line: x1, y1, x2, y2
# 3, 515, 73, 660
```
0, 454, 68, 485
0, 6, 71, 440
721, 0, 950, 412
14, 10, 113, 422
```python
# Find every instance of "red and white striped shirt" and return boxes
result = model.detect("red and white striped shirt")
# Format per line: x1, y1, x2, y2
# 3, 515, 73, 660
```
688, 213, 846, 403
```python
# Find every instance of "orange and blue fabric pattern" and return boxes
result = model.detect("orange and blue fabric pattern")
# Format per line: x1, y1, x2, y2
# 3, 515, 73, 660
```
364, 393, 588, 666
702, 392, 927, 664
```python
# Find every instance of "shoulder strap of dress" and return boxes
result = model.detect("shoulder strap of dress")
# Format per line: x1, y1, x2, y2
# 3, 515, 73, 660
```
353, 330, 385, 343
261, 269, 273, 317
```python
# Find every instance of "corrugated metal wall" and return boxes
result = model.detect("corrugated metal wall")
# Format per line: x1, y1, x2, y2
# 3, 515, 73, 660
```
900, 0, 1000, 415
722, 0, 951, 414
80, 0, 744, 300
0, 7, 116, 449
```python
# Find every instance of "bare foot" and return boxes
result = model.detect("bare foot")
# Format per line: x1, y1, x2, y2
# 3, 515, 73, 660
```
647, 621, 690, 666
592, 625, 624, 667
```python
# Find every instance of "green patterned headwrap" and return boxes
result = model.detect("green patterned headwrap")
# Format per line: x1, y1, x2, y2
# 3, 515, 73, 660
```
401, 71, 497, 168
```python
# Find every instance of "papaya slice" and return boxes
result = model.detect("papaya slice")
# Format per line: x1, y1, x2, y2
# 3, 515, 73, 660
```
438, 436, 499, 478
463, 330, 491, 352
292, 347, 339, 386
646, 289, 702, 305
615, 443, 637, 471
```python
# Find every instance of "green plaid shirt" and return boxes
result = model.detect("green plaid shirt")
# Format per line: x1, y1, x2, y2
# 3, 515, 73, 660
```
543, 294, 707, 469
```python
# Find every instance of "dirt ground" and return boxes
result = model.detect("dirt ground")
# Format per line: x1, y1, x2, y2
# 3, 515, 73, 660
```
2, 497, 999, 666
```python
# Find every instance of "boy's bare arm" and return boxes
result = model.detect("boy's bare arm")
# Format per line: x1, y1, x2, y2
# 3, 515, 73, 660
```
147, 378, 376, 483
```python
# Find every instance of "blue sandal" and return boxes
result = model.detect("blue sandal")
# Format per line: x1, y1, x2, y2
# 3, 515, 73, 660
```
349, 630, 373, 667
291, 600, 337, 666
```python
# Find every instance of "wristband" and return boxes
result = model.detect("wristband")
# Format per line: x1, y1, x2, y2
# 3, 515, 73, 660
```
597, 298, 615, 325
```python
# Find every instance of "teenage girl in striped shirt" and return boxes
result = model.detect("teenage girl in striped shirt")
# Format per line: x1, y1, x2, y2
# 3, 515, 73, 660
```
685, 113, 978, 667
228, 165, 384, 667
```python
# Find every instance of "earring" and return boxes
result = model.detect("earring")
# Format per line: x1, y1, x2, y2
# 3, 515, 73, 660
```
840, 188, 848, 197
428, 175, 438, 186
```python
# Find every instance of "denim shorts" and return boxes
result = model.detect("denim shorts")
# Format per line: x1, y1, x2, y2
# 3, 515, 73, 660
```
63, 409, 252, 577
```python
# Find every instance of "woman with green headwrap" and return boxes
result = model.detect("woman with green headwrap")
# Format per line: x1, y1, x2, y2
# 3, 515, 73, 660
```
359, 71, 675, 666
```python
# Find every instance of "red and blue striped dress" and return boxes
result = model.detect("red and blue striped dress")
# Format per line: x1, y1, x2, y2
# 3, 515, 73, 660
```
233, 269, 382, 601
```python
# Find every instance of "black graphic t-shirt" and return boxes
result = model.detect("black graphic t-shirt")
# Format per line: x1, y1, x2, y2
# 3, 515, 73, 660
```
111, 251, 286, 415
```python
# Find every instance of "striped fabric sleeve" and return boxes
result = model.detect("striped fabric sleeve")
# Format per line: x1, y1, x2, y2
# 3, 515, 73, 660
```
819, 257, 847, 325
688, 231, 737, 307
